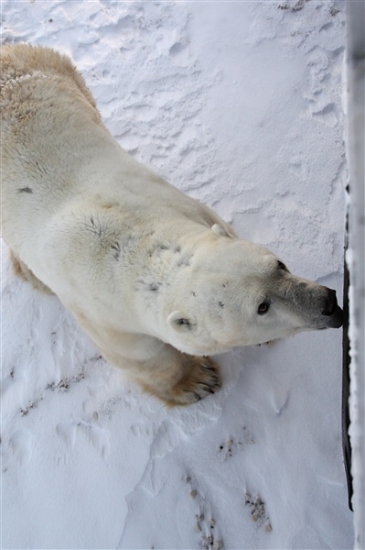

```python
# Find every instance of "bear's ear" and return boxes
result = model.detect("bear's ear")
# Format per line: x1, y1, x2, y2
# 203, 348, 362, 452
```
167, 311, 195, 332
211, 223, 232, 237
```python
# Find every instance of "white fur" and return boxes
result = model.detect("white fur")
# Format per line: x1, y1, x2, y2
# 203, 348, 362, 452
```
0, 45, 342, 405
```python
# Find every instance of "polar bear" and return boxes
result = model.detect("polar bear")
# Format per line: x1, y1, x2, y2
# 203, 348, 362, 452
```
1, 44, 343, 405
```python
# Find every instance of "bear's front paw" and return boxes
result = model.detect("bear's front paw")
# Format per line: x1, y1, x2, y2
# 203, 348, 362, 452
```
167, 355, 221, 407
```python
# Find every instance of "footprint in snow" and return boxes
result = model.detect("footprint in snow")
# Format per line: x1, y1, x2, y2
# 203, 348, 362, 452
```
184, 475, 224, 550
218, 426, 255, 461
245, 492, 272, 532
56, 420, 110, 458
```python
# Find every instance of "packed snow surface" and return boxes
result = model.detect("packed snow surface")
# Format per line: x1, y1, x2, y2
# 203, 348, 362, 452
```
1, 1, 354, 549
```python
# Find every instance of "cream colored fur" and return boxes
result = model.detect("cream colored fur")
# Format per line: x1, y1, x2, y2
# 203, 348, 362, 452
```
1, 44, 343, 405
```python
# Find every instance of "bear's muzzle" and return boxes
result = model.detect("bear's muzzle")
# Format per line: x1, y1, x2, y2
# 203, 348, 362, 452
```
321, 288, 343, 328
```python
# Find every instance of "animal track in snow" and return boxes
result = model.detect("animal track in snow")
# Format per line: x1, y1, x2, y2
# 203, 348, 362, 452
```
245, 493, 272, 533
56, 419, 110, 458
19, 367, 87, 417
47, 371, 85, 392
183, 476, 224, 550
218, 426, 255, 461
20, 394, 43, 417
278, 0, 308, 12
78, 421, 110, 458
195, 510, 224, 550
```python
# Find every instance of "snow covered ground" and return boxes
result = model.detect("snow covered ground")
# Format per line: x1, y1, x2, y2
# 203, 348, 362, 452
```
1, 1, 355, 549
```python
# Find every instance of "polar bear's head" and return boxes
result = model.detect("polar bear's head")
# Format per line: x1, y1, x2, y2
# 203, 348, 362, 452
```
161, 233, 343, 356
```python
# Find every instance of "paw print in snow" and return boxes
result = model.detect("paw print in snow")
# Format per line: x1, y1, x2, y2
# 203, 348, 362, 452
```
218, 426, 254, 461
245, 493, 272, 532
183, 475, 224, 550
195, 514, 224, 550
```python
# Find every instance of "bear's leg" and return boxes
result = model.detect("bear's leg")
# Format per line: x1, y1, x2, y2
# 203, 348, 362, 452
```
10, 251, 54, 294
101, 335, 221, 406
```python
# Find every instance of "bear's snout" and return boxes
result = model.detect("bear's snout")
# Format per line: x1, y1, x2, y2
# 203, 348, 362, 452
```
322, 288, 337, 316
321, 288, 343, 328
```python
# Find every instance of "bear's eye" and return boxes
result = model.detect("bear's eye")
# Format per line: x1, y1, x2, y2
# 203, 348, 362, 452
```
176, 318, 191, 327
258, 302, 270, 315
277, 261, 287, 271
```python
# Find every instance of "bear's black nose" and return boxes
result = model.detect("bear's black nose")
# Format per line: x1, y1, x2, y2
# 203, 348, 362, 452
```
322, 289, 338, 316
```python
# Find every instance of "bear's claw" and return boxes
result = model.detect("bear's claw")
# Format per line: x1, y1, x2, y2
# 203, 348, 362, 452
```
165, 355, 222, 406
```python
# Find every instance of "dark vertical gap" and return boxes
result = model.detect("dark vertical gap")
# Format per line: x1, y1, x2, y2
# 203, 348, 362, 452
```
342, 208, 353, 511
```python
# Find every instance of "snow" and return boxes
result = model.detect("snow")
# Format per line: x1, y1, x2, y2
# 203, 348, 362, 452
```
1, 1, 355, 549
